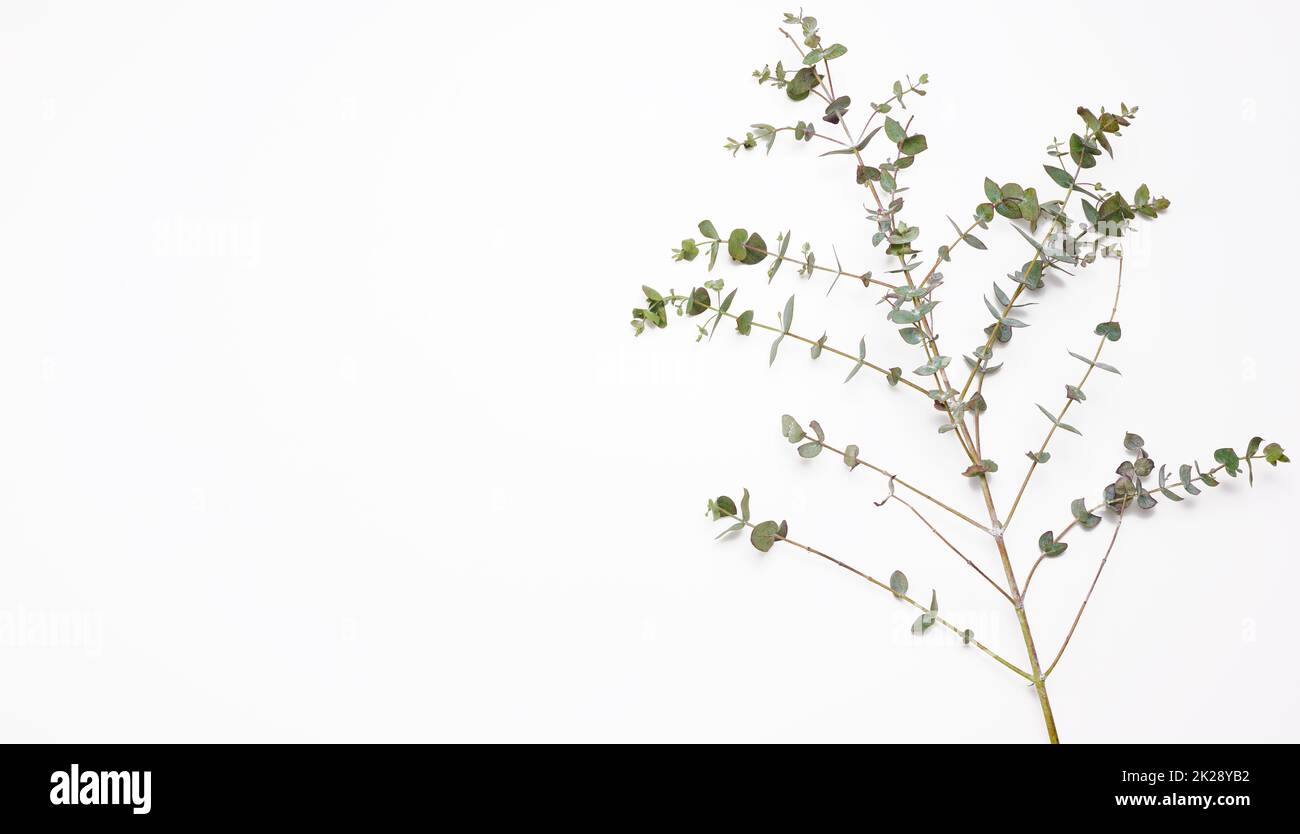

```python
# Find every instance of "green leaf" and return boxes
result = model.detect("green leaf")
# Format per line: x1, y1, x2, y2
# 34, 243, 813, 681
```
1179, 463, 1202, 495
1021, 187, 1041, 229
750, 520, 780, 552
736, 310, 753, 335
962, 629, 974, 646
822, 43, 847, 60
1213, 447, 1241, 477
1043, 165, 1075, 188
741, 232, 767, 265
823, 95, 851, 124
810, 331, 826, 359
884, 117, 906, 143
698, 219, 719, 240
715, 522, 744, 539
786, 67, 821, 101
844, 444, 859, 468
798, 441, 822, 458
715, 495, 737, 517
1246, 436, 1262, 485
1069, 350, 1121, 375
741, 488, 751, 522
900, 134, 928, 155
1156, 465, 1183, 502
1094, 321, 1121, 341
889, 570, 908, 596
984, 177, 1002, 203
686, 287, 710, 316
913, 355, 951, 376
819, 126, 881, 157
1037, 403, 1082, 436
727, 228, 749, 262
911, 589, 939, 635
1038, 530, 1068, 557
1264, 442, 1289, 466
767, 230, 791, 281
962, 459, 999, 477
843, 337, 867, 383
781, 414, 805, 443
1123, 432, 1145, 452
1071, 498, 1101, 529
886, 367, 902, 386
1065, 384, 1086, 402
1028, 451, 1051, 464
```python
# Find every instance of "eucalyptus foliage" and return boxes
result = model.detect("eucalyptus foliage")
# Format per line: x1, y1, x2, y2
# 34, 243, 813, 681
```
629, 11, 1287, 744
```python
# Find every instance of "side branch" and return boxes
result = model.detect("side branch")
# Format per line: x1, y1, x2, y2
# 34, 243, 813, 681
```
723, 512, 1032, 681
1043, 509, 1126, 678
1001, 253, 1125, 532
812, 438, 992, 533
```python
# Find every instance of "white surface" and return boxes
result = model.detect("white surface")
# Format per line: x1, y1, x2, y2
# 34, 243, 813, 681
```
0, 0, 1296, 743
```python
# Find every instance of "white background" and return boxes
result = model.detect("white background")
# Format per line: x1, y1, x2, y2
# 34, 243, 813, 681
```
0, 0, 1296, 743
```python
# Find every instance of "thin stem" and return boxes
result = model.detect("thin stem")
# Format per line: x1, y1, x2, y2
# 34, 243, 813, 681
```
890, 494, 1015, 604
701, 303, 931, 396
1001, 253, 1124, 532
814, 439, 991, 533
737, 241, 897, 290
1043, 508, 1126, 678
723, 512, 1032, 681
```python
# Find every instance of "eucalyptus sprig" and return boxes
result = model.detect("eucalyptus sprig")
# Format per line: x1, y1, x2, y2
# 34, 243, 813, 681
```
628, 10, 1288, 744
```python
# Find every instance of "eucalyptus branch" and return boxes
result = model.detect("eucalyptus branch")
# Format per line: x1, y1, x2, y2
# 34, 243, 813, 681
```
1001, 253, 1125, 532
774, 415, 987, 532
1042, 508, 1126, 678
707, 501, 1030, 681
630, 9, 1289, 744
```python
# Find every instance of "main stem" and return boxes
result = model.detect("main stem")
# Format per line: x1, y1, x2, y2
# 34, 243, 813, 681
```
995, 535, 1059, 743
979, 479, 1059, 743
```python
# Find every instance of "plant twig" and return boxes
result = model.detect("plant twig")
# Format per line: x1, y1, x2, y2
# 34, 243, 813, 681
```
1043, 507, 1126, 678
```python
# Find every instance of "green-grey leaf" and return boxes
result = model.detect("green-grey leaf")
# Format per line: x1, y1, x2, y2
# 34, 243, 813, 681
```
715, 522, 744, 539
844, 444, 859, 468
1071, 498, 1101, 529
750, 520, 780, 552
781, 414, 805, 443
1037, 403, 1082, 436
1069, 350, 1121, 375
1043, 165, 1074, 188
727, 228, 748, 262
900, 134, 928, 155
1213, 447, 1241, 477
1123, 432, 1145, 452
798, 441, 822, 459
889, 570, 908, 596
1095, 321, 1121, 341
